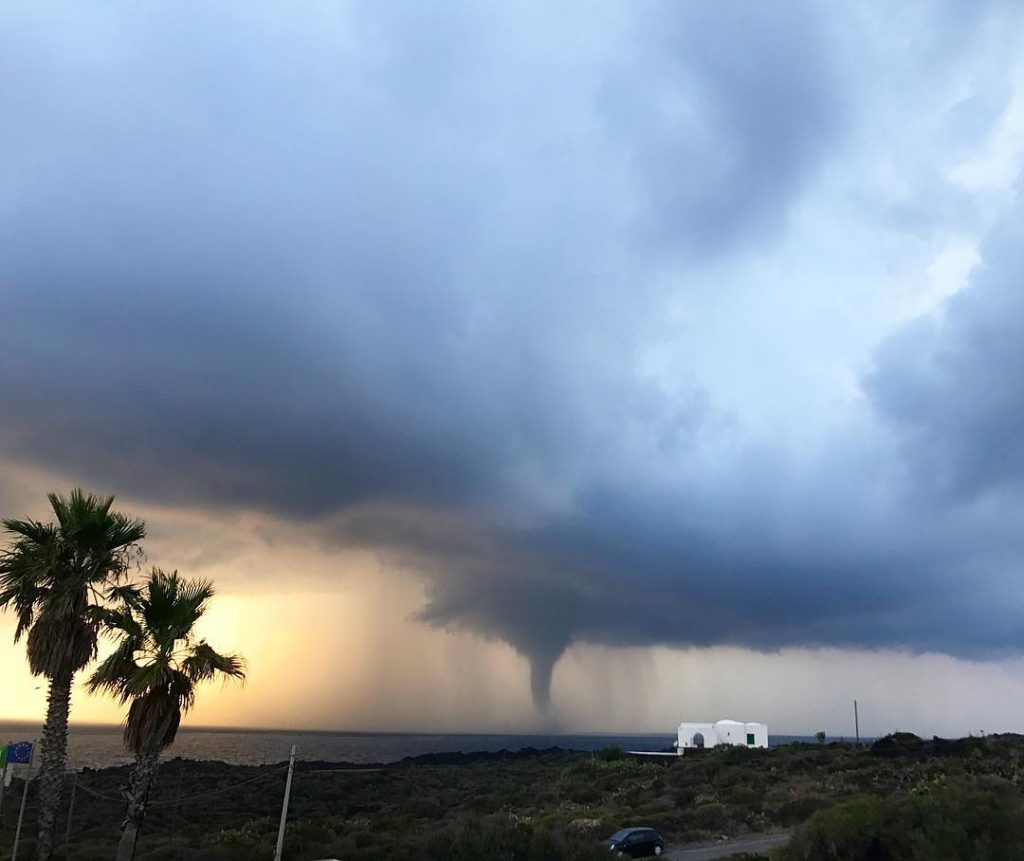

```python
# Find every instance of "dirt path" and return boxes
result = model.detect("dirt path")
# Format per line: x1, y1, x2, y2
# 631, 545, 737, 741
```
664, 831, 791, 859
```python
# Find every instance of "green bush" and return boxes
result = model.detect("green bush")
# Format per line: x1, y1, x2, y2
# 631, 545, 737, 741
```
775, 792, 830, 825
597, 746, 624, 763
725, 785, 762, 806
421, 814, 607, 861
692, 802, 730, 830
778, 778, 1024, 860
407, 796, 446, 819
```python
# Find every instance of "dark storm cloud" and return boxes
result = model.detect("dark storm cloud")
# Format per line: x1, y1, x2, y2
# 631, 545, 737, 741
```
605, 0, 841, 256
2, 1, 1024, 705
329, 429, 1024, 704
867, 197, 1024, 499
2, 1, 813, 514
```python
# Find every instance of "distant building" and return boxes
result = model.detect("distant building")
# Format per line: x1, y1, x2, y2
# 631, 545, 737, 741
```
677, 719, 768, 750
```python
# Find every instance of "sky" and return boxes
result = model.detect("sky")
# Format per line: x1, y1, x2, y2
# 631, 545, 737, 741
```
3, 1, 1024, 738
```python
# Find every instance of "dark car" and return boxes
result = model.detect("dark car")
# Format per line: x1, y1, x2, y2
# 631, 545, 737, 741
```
605, 827, 665, 857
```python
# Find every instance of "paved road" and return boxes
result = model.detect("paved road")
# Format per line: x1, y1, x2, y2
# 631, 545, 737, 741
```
665, 831, 791, 860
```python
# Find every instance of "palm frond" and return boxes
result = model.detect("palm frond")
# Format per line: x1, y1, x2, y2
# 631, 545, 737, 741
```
183, 641, 247, 684
1, 488, 148, 677
178, 577, 215, 616
14, 604, 34, 642
91, 569, 245, 755
106, 583, 143, 611
1, 518, 56, 545
91, 603, 144, 640
124, 686, 183, 752
0, 551, 45, 642
86, 637, 142, 703
26, 614, 97, 677
106, 513, 147, 550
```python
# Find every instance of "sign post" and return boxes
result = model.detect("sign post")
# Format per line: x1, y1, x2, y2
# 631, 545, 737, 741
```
11, 776, 30, 861
0, 745, 7, 821
7, 740, 36, 861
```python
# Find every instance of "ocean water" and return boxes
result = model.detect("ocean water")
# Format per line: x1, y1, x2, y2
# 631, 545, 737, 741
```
0, 721, 817, 770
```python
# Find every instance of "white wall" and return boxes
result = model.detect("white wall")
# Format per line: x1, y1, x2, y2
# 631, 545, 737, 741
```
677, 719, 768, 749
745, 722, 769, 748
714, 720, 745, 746
677, 722, 716, 748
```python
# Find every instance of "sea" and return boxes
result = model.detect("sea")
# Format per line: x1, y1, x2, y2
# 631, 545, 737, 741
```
0, 722, 819, 770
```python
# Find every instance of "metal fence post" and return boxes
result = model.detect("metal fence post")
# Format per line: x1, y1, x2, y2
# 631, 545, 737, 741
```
273, 746, 296, 861
64, 770, 78, 852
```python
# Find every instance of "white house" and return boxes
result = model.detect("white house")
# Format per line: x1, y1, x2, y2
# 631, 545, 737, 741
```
677, 719, 768, 751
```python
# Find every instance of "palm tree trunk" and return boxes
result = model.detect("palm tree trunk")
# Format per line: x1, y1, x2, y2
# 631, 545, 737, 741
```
33, 669, 73, 861
115, 746, 161, 861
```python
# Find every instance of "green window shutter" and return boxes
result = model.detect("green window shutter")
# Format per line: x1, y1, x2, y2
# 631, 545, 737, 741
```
746, 733, 755, 746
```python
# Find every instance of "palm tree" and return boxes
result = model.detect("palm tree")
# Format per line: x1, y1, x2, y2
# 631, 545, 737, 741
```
88, 568, 245, 861
0, 489, 146, 861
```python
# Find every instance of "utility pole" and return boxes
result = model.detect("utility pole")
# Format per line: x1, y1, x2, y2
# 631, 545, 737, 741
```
854, 699, 860, 746
273, 745, 296, 861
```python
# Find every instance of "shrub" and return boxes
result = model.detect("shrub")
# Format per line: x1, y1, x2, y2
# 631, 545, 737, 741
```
407, 796, 446, 819
725, 785, 762, 806
421, 814, 607, 861
778, 778, 1024, 860
775, 792, 830, 825
692, 802, 730, 831
597, 746, 624, 763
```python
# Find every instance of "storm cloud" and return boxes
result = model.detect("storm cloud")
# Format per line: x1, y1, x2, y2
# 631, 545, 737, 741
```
868, 201, 1024, 500
3, 1, 1024, 706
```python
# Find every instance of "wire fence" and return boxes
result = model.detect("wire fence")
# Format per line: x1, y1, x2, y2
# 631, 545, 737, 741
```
72, 765, 288, 806
0, 760, 297, 859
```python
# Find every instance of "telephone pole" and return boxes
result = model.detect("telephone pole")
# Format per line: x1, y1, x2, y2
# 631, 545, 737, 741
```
854, 699, 860, 746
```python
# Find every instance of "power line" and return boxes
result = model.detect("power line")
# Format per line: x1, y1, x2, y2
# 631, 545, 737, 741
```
72, 781, 124, 803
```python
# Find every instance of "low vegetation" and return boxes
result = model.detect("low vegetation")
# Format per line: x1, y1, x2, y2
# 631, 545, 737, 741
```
3, 733, 1024, 859
779, 776, 1024, 859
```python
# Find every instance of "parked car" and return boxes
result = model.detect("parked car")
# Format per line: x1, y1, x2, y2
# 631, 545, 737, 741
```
605, 827, 665, 857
